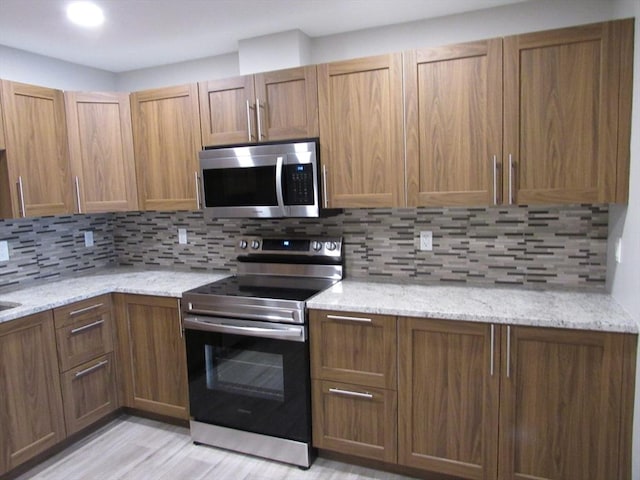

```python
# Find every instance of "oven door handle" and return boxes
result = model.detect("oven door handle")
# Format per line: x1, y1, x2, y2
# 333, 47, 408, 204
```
183, 316, 306, 342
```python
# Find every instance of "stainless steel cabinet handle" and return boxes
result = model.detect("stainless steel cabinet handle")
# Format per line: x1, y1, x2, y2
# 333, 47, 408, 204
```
490, 324, 495, 376
70, 318, 105, 334
508, 154, 513, 205
194, 171, 201, 209
246, 100, 253, 141
329, 388, 374, 399
256, 97, 264, 140
326, 314, 372, 323
492, 155, 498, 205
17, 176, 26, 218
506, 325, 511, 378
322, 165, 328, 208
75, 360, 108, 378
74, 176, 82, 214
69, 303, 104, 317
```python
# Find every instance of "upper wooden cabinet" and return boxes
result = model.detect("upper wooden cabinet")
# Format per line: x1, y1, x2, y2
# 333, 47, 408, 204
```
198, 65, 319, 146
503, 19, 633, 205
0, 80, 73, 218
0, 96, 6, 149
405, 39, 503, 207
318, 54, 405, 208
130, 84, 201, 211
65, 92, 138, 213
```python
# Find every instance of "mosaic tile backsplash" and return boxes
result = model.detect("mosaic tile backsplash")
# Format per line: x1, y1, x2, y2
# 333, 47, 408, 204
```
1, 205, 608, 292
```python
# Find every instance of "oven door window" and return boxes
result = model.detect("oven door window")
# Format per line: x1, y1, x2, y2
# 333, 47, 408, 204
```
186, 329, 310, 443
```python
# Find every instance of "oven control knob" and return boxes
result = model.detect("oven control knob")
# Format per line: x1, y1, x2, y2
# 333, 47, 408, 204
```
238, 240, 248, 249
251, 240, 261, 250
311, 241, 323, 252
326, 241, 338, 251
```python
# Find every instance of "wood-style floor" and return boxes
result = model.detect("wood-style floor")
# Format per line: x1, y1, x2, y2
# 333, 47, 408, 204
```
16, 415, 415, 480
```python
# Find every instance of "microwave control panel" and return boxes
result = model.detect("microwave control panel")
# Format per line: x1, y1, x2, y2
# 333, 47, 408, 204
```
284, 163, 314, 205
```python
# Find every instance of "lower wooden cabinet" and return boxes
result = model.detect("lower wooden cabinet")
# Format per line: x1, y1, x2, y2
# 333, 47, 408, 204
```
114, 294, 189, 420
0, 311, 66, 474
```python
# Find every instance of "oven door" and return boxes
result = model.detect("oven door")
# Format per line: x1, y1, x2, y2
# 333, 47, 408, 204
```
183, 315, 311, 443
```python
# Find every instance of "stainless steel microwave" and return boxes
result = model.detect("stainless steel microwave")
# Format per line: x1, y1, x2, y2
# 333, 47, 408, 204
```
199, 139, 335, 218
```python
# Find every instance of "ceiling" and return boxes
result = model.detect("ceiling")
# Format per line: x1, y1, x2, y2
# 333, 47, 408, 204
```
0, 0, 528, 73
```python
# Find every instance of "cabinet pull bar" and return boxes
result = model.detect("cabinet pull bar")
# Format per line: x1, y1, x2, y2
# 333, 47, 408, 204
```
246, 100, 253, 141
506, 325, 511, 378
328, 388, 373, 399
490, 324, 495, 376
74, 176, 82, 214
322, 165, 328, 208
326, 314, 372, 323
69, 303, 104, 317
70, 318, 105, 334
194, 171, 201, 209
508, 154, 513, 205
75, 360, 108, 378
256, 97, 264, 140
492, 155, 498, 205
17, 176, 26, 218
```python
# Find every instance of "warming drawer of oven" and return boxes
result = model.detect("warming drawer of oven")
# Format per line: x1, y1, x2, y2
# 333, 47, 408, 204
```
183, 315, 307, 342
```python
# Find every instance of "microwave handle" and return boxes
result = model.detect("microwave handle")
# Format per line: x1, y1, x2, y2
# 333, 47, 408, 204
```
275, 156, 287, 216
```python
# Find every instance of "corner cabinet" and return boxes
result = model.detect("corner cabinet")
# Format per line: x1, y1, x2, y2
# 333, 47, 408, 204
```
0, 80, 73, 218
318, 54, 405, 208
65, 92, 138, 213
198, 65, 319, 146
0, 311, 66, 475
130, 84, 201, 211
114, 294, 189, 420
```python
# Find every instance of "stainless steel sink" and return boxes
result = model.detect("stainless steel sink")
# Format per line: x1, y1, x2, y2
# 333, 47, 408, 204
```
0, 302, 20, 312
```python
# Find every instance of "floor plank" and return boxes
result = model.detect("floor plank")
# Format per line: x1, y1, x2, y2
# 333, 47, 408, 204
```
15, 415, 416, 480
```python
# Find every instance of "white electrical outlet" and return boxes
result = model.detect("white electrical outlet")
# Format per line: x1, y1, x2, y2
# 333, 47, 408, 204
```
615, 238, 623, 264
0, 241, 9, 262
178, 228, 188, 245
419, 231, 433, 251
84, 231, 94, 247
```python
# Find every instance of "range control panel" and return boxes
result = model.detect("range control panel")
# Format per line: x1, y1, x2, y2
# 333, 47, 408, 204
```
235, 237, 342, 258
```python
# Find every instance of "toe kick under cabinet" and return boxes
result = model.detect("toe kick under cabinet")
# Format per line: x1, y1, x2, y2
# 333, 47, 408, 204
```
309, 309, 637, 480
54, 294, 118, 435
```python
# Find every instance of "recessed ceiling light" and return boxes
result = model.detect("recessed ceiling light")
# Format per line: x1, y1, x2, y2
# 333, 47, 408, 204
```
66, 1, 104, 28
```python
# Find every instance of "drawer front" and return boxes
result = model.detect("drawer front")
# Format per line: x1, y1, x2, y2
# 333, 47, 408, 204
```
310, 310, 397, 389
312, 379, 397, 463
60, 353, 117, 435
55, 296, 114, 371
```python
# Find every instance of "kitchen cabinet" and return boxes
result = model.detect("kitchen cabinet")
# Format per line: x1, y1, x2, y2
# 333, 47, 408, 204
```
54, 295, 118, 435
503, 19, 633, 204
65, 92, 138, 213
0, 96, 6, 149
405, 39, 503, 207
0, 80, 73, 218
114, 294, 189, 420
310, 310, 397, 462
318, 54, 405, 208
0, 311, 66, 474
130, 84, 201, 211
198, 65, 318, 146
398, 317, 499, 479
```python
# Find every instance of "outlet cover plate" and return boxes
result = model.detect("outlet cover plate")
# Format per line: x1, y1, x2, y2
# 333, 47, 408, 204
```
0, 241, 9, 262
420, 231, 433, 251
178, 228, 187, 245
84, 231, 94, 247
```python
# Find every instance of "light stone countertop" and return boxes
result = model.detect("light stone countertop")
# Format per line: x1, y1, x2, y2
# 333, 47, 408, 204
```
0, 268, 230, 324
306, 279, 638, 334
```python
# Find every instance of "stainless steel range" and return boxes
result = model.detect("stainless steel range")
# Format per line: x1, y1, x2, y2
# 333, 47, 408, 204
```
181, 236, 343, 468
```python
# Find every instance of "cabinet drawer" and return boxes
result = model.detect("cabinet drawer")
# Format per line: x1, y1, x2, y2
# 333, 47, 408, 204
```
54, 295, 114, 371
310, 310, 397, 389
312, 379, 397, 463
60, 353, 117, 435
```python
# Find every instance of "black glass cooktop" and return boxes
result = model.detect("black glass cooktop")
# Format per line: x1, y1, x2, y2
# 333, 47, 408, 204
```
186, 275, 337, 302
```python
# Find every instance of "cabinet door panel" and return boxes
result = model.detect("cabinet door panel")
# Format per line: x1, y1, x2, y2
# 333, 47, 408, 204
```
318, 54, 405, 207
0, 96, 5, 150
0, 312, 65, 473
65, 92, 138, 213
499, 326, 625, 480
405, 39, 502, 206
398, 317, 499, 480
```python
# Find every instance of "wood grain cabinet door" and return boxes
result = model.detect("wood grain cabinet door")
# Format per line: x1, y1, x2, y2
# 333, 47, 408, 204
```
398, 317, 499, 480
318, 54, 405, 208
0, 80, 73, 218
405, 39, 502, 207
65, 92, 138, 213
254, 66, 319, 141
503, 20, 632, 204
114, 294, 189, 420
130, 84, 201, 211
0, 311, 66, 474
198, 76, 256, 146
0, 95, 6, 150
498, 326, 630, 480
